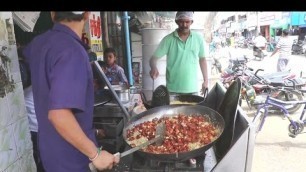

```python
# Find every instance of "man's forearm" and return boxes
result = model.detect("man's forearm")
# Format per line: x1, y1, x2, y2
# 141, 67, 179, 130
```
199, 58, 208, 81
150, 57, 157, 69
48, 109, 97, 159
271, 47, 279, 57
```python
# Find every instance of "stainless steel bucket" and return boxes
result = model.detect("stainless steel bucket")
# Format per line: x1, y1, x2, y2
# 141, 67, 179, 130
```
113, 85, 130, 103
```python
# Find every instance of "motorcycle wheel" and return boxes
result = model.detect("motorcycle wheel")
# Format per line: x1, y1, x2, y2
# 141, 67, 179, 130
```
240, 93, 252, 109
272, 90, 303, 114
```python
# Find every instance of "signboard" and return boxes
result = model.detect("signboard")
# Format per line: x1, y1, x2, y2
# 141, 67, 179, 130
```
82, 12, 103, 60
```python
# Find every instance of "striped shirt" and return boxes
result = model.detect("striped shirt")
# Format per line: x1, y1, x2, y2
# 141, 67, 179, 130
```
276, 37, 293, 58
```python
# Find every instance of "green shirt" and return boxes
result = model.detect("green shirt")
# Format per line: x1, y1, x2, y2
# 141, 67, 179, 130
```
153, 30, 206, 93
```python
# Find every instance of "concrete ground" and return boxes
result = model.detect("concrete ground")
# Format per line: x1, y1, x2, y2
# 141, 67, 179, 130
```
209, 47, 306, 172
242, 102, 306, 172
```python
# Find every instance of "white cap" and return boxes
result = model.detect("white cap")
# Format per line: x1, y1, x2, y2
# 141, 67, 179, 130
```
175, 11, 194, 21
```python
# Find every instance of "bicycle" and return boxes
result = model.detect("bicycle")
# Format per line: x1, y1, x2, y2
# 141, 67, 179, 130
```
252, 89, 306, 138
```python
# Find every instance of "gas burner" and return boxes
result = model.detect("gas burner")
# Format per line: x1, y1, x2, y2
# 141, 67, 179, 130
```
130, 153, 205, 172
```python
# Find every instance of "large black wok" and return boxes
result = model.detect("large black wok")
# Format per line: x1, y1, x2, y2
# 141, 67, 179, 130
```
122, 105, 225, 162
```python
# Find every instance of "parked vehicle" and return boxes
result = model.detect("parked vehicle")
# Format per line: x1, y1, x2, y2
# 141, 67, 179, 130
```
237, 36, 248, 48
291, 39, 306, 55
248, 69, 306, 89
253, 45, 266, 61
266, 41, 276, 52
211, 56, 222, 74
221, 61, 306, 114
246, 38, 254, 50
209, 49, 224, 75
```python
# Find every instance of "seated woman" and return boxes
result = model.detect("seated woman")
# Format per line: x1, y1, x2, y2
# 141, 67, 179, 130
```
104, 47, 129, 86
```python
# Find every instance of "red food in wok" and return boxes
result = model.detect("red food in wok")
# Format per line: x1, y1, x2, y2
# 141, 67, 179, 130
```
126, 113, 219, 154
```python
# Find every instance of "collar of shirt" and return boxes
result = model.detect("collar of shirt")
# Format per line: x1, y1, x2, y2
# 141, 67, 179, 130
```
52, 23, 90, 50
107, 64, 117, 70
173, 29, 194, 39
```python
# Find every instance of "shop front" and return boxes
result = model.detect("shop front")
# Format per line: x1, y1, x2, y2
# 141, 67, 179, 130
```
290, 12, 306, 27
239, 20, 248, 38
270, 18, 290, 42
290, 12, 306, 41
259, 12, 282, 41
245, 13, 257, 39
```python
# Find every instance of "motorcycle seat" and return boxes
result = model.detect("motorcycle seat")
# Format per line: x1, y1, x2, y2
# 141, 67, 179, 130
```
269, 81, 285, 87
265, 78, 305, 87
229, 56, 248, 64
260, 71, 291, 79
229, 59, 247, 64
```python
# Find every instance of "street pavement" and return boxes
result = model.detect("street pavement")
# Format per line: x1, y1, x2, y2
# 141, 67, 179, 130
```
212, 47, 306, 172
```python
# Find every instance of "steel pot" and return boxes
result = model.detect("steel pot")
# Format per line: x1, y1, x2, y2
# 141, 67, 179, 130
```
112, 85, 130, 104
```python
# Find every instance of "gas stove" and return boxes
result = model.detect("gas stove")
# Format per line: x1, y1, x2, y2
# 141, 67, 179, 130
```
130, 153, 205, 172
111, 149, 206, 172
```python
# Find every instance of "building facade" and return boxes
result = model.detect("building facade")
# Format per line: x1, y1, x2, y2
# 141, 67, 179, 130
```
213, 11, 303, 42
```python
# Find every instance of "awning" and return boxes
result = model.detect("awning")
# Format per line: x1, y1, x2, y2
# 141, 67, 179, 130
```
290, 12, 301, 26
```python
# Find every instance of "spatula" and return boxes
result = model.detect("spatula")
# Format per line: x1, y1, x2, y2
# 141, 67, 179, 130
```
115, 121, 165, 158
89, 122, 166, 171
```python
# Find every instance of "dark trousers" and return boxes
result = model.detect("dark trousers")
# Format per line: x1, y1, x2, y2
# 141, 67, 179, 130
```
30, 131, 45, 172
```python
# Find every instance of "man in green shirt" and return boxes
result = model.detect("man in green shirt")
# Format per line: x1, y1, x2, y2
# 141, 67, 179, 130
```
149, 11, 208, 95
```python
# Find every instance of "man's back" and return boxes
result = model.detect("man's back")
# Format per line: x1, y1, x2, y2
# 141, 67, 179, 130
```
254, 35, 267, 47
23, 23, 95, 172
276, 36, 293, 57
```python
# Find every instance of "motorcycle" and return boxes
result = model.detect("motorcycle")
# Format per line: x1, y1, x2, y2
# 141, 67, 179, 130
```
209, 43, 224, 75
291, 39, 306, 55
241, 69, 305, 113
221, 63, 306, 113
253, 45, 266, 61
221, 55, 250, 88
241, 80, 304, 114
248, 69, 306, 89
266, 41, 276, 52
211, 57, 222, 74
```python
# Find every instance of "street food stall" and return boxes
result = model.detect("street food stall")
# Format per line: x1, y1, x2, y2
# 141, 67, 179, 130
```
93, 62, 255, 172
9, 11, 255, 172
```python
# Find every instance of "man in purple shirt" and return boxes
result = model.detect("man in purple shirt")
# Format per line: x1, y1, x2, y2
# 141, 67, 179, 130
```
23, 11, 119, 172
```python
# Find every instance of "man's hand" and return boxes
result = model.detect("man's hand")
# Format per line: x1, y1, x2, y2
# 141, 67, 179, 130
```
149, 67, 159, 79
200, 81, 208, 96
92, 150, 120, 171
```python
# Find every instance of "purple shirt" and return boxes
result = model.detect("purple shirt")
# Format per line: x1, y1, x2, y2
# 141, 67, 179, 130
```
23, 23, 96, 172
